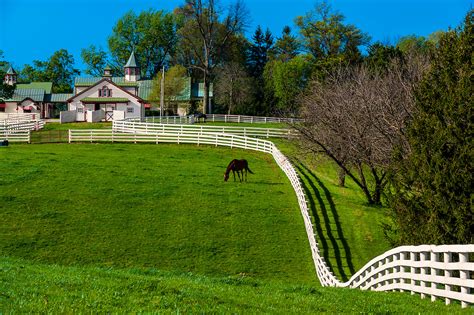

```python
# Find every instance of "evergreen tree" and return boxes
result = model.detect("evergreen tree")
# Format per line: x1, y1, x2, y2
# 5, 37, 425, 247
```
387, 10, 473, 245
247, 25, 274, 78
246, 26, 274, 115
272, 26, 300, 62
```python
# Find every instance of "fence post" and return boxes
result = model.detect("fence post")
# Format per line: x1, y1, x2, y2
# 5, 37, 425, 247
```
459, 252, 469, 308
444, 252, 451, 305
431, 251, 437, 302
28, 130, 31, 143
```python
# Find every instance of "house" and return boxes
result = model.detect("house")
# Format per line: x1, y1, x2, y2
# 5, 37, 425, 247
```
65, 52, 213, 122
66, 52, 149, 122
1, 66, 72, 119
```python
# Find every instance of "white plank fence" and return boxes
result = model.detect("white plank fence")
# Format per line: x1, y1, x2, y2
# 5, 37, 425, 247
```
67, 128, 473, 308
133, 114, 302, 124
113, 120, 295, 139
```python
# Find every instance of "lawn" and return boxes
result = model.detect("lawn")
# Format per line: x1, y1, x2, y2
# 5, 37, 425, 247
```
0, 143, 316, 284
274, 139, 391, 281
0, 257, 468, 313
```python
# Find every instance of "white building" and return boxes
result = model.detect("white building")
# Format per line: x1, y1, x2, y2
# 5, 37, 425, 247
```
66, 52, 149, 122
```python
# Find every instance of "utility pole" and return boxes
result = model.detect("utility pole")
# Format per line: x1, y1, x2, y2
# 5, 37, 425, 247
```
160, 65, 165, 118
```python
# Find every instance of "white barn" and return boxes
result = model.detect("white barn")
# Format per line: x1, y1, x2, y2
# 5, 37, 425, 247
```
65, 52, 148, 122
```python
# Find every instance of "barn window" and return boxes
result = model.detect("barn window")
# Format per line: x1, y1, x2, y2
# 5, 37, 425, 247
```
77, 108, 83, 113
127, 107, 134, 113
99, 86, 112, 97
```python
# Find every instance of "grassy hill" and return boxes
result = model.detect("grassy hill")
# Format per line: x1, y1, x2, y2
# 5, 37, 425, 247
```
0, 143, 315, 283
1, 257, 468, 313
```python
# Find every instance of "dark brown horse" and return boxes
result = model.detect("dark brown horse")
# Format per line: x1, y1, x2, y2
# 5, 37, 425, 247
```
224, 159, 254, 182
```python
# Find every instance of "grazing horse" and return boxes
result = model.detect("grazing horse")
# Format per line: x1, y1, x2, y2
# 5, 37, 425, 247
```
194, 112, 207, 123
224, 159, 254, 182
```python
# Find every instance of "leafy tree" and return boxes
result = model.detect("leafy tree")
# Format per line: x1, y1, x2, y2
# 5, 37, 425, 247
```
149, 65, 188, 113
20, 49, 80, 93
387, 10, 473, 245
295, 1, 369, 72
81, 45, 109, 77
396, 35, 432, 55
176, 0, 249, 114
272, 26, 300, 62
265, 55, 313, 115
108, 9, 178, 78
214, 62, 253, 114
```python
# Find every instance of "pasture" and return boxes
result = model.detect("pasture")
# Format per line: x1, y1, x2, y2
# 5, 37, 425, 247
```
0, 143, 316, 283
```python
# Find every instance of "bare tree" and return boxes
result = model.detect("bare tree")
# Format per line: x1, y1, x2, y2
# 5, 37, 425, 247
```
177, 0, 249, 114
214, 62, 253, 114
296, 55, 429, 204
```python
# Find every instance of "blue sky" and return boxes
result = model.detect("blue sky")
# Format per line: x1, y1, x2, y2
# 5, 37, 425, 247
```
1, 0, 472, 71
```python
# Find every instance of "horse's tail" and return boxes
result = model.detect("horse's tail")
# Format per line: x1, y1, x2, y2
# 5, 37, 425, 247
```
246, 166, 254, 174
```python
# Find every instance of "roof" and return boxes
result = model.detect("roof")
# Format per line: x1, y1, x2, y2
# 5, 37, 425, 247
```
48, 93, 74, 102
68, 78, 144, 104
137, 80, 153, 100
6, 66, 16, 75
16, 82, 53, 94
75, 77, 139, 87
7, 88, 45, 102
104, 65, 112, 71
124, 51, 138, 68
81, 97, 130, 103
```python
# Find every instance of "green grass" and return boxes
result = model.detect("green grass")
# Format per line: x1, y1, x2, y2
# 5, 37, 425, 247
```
201, 121, 289, 129
0, 257, 468, 313
42, 122, 112, 130
0, 143, 315, 283
274, 139, 391, 281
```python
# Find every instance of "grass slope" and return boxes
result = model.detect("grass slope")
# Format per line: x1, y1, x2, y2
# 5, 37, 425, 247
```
274, 139, 391, 281
0, 257, 467, 313
0, 143, 315, 283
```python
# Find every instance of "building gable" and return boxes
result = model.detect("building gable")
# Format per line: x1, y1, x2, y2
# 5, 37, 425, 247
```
68, 78, 143, 104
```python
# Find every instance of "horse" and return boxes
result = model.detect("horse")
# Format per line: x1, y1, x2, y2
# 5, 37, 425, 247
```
224, 159, 254, 182
194, 112, 207, 123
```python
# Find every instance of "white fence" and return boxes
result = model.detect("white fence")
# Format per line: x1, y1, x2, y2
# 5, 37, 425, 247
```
137, 114, 302, 124
0, 113, 39, 121
0, 120, 44, 132
66, 128, 472, 308
60, 110, 76, 124
113, 120, 295, 139
0, 130, 30, 142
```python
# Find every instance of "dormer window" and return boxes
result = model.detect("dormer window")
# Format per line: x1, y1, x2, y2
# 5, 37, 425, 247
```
99, 86, 112, 97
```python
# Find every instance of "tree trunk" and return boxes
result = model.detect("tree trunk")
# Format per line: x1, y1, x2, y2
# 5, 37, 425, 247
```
203, 74, 209, 114
337, 166, 346, 187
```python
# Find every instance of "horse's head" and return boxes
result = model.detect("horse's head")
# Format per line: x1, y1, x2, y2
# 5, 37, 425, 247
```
224, 172, 229, 182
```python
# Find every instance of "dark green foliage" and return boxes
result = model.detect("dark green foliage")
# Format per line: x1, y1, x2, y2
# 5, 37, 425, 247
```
246, 25, 274, 78
108, 9, 178, 78
365, 42, 403, 72
20, 49, 80, 93
272, 26, 300, 62
387, 10, 473, 245
81, 45, 109, 77
0, 50, 15, 100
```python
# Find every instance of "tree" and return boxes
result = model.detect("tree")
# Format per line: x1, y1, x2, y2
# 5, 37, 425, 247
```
297, 55, 429, 205
176, 0, 249, 114
246, 25, 273, 78
214, 62, 253, 114
81, 45, 109, 77
387, 10, 473, 245
295, 1, 369, 70
149, 65, 188, 113
271, 26, 300, 62
108, 9, 178, 78
264, 55, 313, 115
365, 42, 403, 72
20, 49, 80, 93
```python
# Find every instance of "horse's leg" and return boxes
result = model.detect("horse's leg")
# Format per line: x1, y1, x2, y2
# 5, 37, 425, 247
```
238, 170, 242, 182
233, 170, 236, 182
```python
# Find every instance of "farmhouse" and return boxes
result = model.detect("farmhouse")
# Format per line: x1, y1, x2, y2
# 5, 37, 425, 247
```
65, 52, 213, 122
1, 66, 71, 119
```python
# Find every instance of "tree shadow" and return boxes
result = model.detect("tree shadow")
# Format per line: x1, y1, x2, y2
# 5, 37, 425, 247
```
293, 159, 355, 281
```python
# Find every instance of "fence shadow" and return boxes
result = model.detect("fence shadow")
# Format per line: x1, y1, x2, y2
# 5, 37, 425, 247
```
293, 159, 355, 281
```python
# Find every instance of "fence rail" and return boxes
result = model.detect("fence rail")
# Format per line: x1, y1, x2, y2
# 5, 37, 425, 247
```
66, 128, 473, 308
0, 130, 30, 142
135, 114, 302, 124
0, 113, 40, 121
113, 120, 295, 139
0, 120, 45, 132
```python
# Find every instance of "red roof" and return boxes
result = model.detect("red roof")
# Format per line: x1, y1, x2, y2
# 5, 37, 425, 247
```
0, 103, 6, 108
